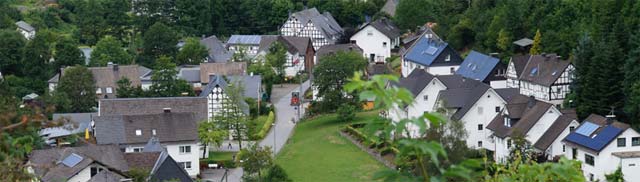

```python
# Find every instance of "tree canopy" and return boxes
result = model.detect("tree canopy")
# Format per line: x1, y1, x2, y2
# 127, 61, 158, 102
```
90, 36, 132, 66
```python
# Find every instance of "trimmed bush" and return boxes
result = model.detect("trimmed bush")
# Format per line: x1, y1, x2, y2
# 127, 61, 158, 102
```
337, 103, 356, 122
254, 111, 275, 139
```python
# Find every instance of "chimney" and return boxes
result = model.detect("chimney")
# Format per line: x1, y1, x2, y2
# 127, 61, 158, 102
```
527, 96, 536, 108
163, 108, 171, 113
113, 64, 119, 71
605, 107, 616, 125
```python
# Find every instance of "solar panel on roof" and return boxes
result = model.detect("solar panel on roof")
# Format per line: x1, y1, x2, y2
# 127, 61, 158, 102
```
575, 122, 599, 136
62, 153, 83, 167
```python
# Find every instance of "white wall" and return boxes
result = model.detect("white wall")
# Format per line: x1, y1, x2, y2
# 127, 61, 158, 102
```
283, 52, 304, 77
490, 80, 507, 89
67, 164, 119, 182
545, 120, 579, 159
525, 107, 561, 144
18, 29, 35, 40
506, 61, 519, 88
459, 89, 505, 150
350, 25, 392, 63
621, 158, 640, 182
125, 142, 200, 177
426, 65, 459, 76
407, 78, 446, 119
569, 129, 640, 181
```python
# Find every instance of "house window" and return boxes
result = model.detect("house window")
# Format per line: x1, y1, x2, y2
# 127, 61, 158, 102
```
495, 106, 500, 112
135, 129, 142, 136
179, 146, 191, 154
618, 138, 626, 147
367, 30, 373, 36
106, 87, 113, 94
423, 95, 428, 101
585, 154, 594, 166
478, 124, 483, 130
570, 126, 575, 131
445, 55, 451, 62
589, 174, 594, 181
450, 67, 455, 73
90, 167, 103, 177
562, 145, 565, 152
152, 129, 156, 136
383, 42, 387, 47
632, 137, 640, 146
179, 162, 192, 170
96, 88, 102, 94
477, 107, 483, 114
478, 141, 483, 147
504, 117, 511, 127
507, 139, 512, 148
133, 147, 143, 152
572, 148, 577, 159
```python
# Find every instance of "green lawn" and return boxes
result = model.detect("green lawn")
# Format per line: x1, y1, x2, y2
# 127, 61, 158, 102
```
276, 111, 385, 182
208, 151, 236, 161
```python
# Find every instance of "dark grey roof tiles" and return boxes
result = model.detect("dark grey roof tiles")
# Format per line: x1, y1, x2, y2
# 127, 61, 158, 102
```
291, 8, 343, 41
316, 44, 363, 60
494, 88, 519, 102
533, 115, 575, 150
364, 18, 401, 39
28, 145, 129, 181
94, 113, 199, 145
519, 54, 570, 87
200, 35, 232, 63
396, 69, 435, 96
99, 97, 208, 121
487, 95, 553, 138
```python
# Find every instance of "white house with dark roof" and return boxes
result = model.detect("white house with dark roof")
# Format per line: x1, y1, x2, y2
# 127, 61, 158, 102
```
93, 112, 201, 177
15, 20, 35, 40
563, 114, 640, 182
486, 95, 578, 163
350, 18, 400, 63
48, 63, 152, 99
280, 7, 343, 50
506, 54, 574, 106
257, 35, 314, 77
401, 32, 463, 77
227, 35, 262, 57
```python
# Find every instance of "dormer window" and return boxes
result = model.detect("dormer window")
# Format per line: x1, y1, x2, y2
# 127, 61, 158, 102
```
96, 88, 102, 94
504, 117, 511, 127
135, 129, 142, 136
106, 87, 113, 94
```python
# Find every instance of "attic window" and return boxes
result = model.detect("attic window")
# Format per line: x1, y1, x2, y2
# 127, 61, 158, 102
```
96, 88, 102, 94
367, 30, 373, 36
445, 55, 451, 62
135, 129, 142, 136
152, 129, 157, 136
106, 87, 113, 94
530, 67, 538, 76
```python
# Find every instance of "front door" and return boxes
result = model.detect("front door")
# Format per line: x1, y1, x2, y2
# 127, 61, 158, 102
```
370, 54, 375, 62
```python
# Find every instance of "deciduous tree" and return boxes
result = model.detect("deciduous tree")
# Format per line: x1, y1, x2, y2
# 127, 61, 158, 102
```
176, 38, 208, 65
0, 30, 25, 75
90, 36, 132, 66
53, 66, 96, 113
149, 56, 193, 97
141, 22, 179, 67
53, 37, 85, 70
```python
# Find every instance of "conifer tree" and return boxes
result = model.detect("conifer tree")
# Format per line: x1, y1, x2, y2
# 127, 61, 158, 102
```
530, 29, 542, 55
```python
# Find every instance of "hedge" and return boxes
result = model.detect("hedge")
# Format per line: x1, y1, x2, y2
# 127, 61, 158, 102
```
254, 111, 276, 139
200, 159, 237, 168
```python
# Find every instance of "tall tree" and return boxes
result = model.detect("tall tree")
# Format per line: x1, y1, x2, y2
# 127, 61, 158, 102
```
530, 29, 542, 55
77, 0, 105, 45
90, 36, 132, 66
198, 120, 228, 158
175, 0, 212, 36
572, 34, 597, 119
266, 42, 287, 81
100, 0, 131, 41
0, 30, 25, 75
149, 56, 193, 97
53, 66, 96, 113
141, 22, 179, 67
312, 52, 367, 113
21, 33, 51, 79
176, 38, 208, 65
132, 0, 177, 33
216, 79, 249, 149
395, 0, 433, 30
53, 37, 85, 70
239, 144, 273, 181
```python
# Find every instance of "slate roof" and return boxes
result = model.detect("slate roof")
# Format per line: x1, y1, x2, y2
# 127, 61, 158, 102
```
49, 64, 152, 99
381, 0, 399, 16
612, 151, 640, 158
437, 79, 490, 121
510, 55, 530, 77
395, 69, 435, 96
316, 44, 363, 60
228, 35, 262, 45
94, 113, 199, 145
290, 8, 343, 40
199, 62, 246, 83
124, 152, 162, 170
16, 21, 34, 32
143, 137, 165, 152
28, 145, 129, 181
87, 170, 124, 182
258, 35, 312, 55
99, 97, 208, 121
533, 114, 575, 150
200, 35, 232, 63
563, 114, 630, 152
178, 65, 201, 83
228, 75, 263, 99
150, 153, 193, 181
403, 36, 449, 66
486, 95, 553, 138
456, 51, 500, 81
40, 113, 97, 139
513, 38, 533, 47
519, 54, 571, 87
494, 88, 519, 102
359, 18, 401, 39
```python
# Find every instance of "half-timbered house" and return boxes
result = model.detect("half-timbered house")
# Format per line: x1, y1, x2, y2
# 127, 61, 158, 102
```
506, 54, 574, 106
280, 8, 343, 50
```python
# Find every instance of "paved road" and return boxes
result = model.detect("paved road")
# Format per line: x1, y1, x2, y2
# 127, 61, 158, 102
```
224, 80, 310, 182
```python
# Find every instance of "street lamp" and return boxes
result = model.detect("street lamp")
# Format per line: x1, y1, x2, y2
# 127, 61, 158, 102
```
272, 123, 276, 156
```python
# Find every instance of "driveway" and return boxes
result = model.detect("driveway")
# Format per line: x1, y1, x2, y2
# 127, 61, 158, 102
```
224, 80, 311, 182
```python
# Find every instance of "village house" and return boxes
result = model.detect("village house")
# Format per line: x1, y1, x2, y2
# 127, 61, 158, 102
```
506, 54, 574, 106
563, 114, 640, 182
40, 112, 97, 146
257, 35, 315, 77
401, 32, 463, 77
486, 95, 579, 163
27, 144, 192, 182
280, 7, 343, 50
48, 63, 151, 99
93, 112, 201, 177
455, 50, 507, 88
227, 35, 262, 57
316, 43, 363, 62
200, 35, 233, 63
350, 18, 401, 63
16, 20, 35, 40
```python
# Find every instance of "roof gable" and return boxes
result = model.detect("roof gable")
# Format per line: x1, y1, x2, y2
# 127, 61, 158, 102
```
200, 35, 232, 63
486, 95, 554, 138
532, 115, 576, 150
518, 54, 570, 86
29, 145, 129, 181
358, 18, 400, 39
395, 69, 435, 96
456, 51, 500, 81
291, 8, 343, 39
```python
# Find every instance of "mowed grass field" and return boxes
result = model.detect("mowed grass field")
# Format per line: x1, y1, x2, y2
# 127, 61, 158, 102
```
275, 111, 384, 182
